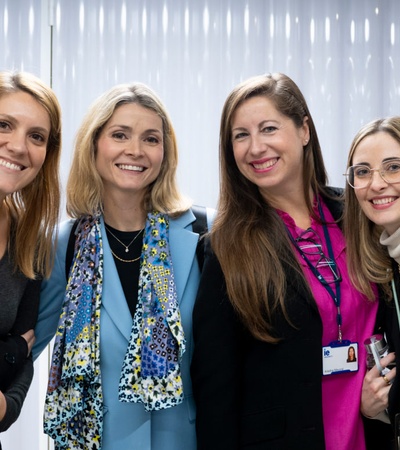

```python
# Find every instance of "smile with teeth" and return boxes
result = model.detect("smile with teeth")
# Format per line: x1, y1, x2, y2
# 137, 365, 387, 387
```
252, 158, 278, 170
117, 164, 144, 172
372, 197, 397, 205
0, 158, 23, 171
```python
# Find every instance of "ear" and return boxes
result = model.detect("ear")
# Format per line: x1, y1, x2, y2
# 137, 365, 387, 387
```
302, 116, 310, 146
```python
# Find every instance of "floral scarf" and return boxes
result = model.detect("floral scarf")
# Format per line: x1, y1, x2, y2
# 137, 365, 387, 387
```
44, 212, 186, 450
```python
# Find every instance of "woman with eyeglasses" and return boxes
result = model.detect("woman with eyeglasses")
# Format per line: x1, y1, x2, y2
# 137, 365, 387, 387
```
344, 116, 400, 445
191, 73, 383, 450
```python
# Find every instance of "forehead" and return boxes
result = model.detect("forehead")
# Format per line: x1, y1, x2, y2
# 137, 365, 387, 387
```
110, 102, 162, 127
0, 90, 50, 129
353, 131, 400, 163
233, 95, 278, 119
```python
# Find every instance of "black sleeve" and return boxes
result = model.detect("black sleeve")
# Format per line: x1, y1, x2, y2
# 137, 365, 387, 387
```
10, 278, 41, 335
0, 278, 41, 427
0, 355, 33, 432
0, 278, 40, 392
0, 335, 28, 392
191, 239, 246, 450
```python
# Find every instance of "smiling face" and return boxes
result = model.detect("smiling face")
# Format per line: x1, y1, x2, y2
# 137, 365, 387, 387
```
352, 131, 400, 235
96, 102, 164, 204
0, 91, 50, 201
231, 95, 309, 205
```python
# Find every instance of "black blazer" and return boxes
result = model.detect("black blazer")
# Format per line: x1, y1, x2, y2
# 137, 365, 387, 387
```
191, 189, 344, 450
386, 261, 400, 434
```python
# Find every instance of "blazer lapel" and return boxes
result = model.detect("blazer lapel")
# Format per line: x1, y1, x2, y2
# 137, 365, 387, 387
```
99, 211, 199, 341
100, 219, 133, 341
168, 209, 199, 303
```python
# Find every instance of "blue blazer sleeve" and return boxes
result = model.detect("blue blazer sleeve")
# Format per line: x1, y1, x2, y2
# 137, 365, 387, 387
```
32, 219, 75, 360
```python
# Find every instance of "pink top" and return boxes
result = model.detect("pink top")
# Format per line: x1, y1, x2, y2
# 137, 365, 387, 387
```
279, 198, 378, 450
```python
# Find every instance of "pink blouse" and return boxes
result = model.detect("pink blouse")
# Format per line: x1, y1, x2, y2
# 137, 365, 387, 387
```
279, 198, 378, 450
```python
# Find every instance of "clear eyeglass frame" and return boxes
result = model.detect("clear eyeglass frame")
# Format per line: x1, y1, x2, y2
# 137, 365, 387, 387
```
344, 158, 400, 189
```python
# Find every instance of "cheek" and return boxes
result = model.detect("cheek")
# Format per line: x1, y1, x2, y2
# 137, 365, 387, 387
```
354, 189, 366, 204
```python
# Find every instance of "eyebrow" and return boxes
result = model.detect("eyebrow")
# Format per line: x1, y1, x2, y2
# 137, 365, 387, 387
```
231, 119, 279, 131
108, 124, 162, 134
355, 156, 400, 166
0, 114, 50, 135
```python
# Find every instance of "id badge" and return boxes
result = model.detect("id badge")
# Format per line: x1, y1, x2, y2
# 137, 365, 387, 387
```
322, 340, 359, 376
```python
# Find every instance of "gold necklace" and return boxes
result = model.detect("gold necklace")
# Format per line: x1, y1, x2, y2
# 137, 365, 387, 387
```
105, 224, 144, 253
110, 248, 141, 263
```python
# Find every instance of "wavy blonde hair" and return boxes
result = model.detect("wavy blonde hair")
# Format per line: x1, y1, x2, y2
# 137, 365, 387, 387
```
67, 82, 189, 218
344, 117, 400, 299
0, 71, 61, 279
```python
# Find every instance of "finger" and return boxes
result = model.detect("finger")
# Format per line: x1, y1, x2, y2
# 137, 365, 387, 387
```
380, 352, 396, 367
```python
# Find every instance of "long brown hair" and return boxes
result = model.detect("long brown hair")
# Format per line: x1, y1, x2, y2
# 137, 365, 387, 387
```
344, 117, 400, 299
0, 71, 61, 279
212, 73, 331, 342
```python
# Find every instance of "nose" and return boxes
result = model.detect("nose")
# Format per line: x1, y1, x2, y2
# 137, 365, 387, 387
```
125, 139, 143, 157
7, 130, 27, 155
248, 134, 265, 155
369, 169, 388, 190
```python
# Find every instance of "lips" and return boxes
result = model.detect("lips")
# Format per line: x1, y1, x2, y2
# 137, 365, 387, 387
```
252, 157, 278, 170
371, 197, 397, 205
117, 164, 144, 172
0, 158, 24, 171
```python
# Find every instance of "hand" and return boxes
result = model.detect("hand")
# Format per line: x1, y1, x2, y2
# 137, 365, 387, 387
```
361, 352, 396, 418
21, 329, 35, 356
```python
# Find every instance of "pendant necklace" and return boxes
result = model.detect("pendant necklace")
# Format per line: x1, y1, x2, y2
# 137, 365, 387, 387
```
105, 224, 144, 253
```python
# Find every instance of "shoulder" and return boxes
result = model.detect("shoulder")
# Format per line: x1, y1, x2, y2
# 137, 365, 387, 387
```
321, 186, 344, 219
169, 206, 216, 232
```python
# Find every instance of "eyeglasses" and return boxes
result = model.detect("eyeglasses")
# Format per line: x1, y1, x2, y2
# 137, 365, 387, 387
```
344, 158, 400, 189
295, 228, 341, 285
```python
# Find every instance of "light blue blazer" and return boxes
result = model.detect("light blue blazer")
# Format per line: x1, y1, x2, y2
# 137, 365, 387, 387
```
33, 208, 213, 450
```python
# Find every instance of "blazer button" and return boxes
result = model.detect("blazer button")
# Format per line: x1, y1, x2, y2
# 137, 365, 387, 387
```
4, 353, 16, 364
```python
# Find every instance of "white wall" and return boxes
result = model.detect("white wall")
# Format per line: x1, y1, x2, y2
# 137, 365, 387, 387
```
1, 0, 400, 448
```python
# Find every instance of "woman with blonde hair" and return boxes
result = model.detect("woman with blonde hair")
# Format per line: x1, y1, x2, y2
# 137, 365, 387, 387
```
344, 116, 400, 440
34, 81, 212, 450
0, 70, 61, 436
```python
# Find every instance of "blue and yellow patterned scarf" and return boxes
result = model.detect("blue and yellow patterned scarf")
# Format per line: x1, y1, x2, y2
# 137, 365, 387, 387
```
44, 211, 186, 450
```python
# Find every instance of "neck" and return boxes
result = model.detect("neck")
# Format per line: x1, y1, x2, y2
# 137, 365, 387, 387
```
264, 187, 314, 229
102, 196, 147, 231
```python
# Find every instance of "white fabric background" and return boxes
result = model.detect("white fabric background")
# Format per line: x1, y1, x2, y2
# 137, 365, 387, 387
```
0, 0, 399, 448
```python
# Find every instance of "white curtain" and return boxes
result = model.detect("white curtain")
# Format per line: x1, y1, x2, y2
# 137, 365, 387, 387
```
0, 0, 399, 448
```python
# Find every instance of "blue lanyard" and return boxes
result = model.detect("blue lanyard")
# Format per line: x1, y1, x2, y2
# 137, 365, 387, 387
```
287, 200, 343, 342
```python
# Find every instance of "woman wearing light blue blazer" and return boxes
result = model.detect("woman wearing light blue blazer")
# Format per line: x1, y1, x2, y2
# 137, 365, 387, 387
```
33, 81, 212, 450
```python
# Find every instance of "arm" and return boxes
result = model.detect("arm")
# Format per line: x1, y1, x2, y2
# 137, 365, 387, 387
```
191, 240, 246, 450
32, 220, 73, 360
0, 354, 33, 431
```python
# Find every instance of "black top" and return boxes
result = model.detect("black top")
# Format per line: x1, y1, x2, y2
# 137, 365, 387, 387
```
104, 224, 143, 317
0, 248, 41, 431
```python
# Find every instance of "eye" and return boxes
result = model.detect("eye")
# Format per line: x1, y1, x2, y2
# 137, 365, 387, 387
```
261, 126, 277, 133
353, 166, 371, 178
232, 131, 248, 141
384, 160, 400, 173
30, 132, 46, 143
0, 121, 11, 131
145, 135, 161, 144
112, 131, 128, 140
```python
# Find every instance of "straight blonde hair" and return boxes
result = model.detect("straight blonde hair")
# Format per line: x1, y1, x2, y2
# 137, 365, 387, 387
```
67, 82, 190, 218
